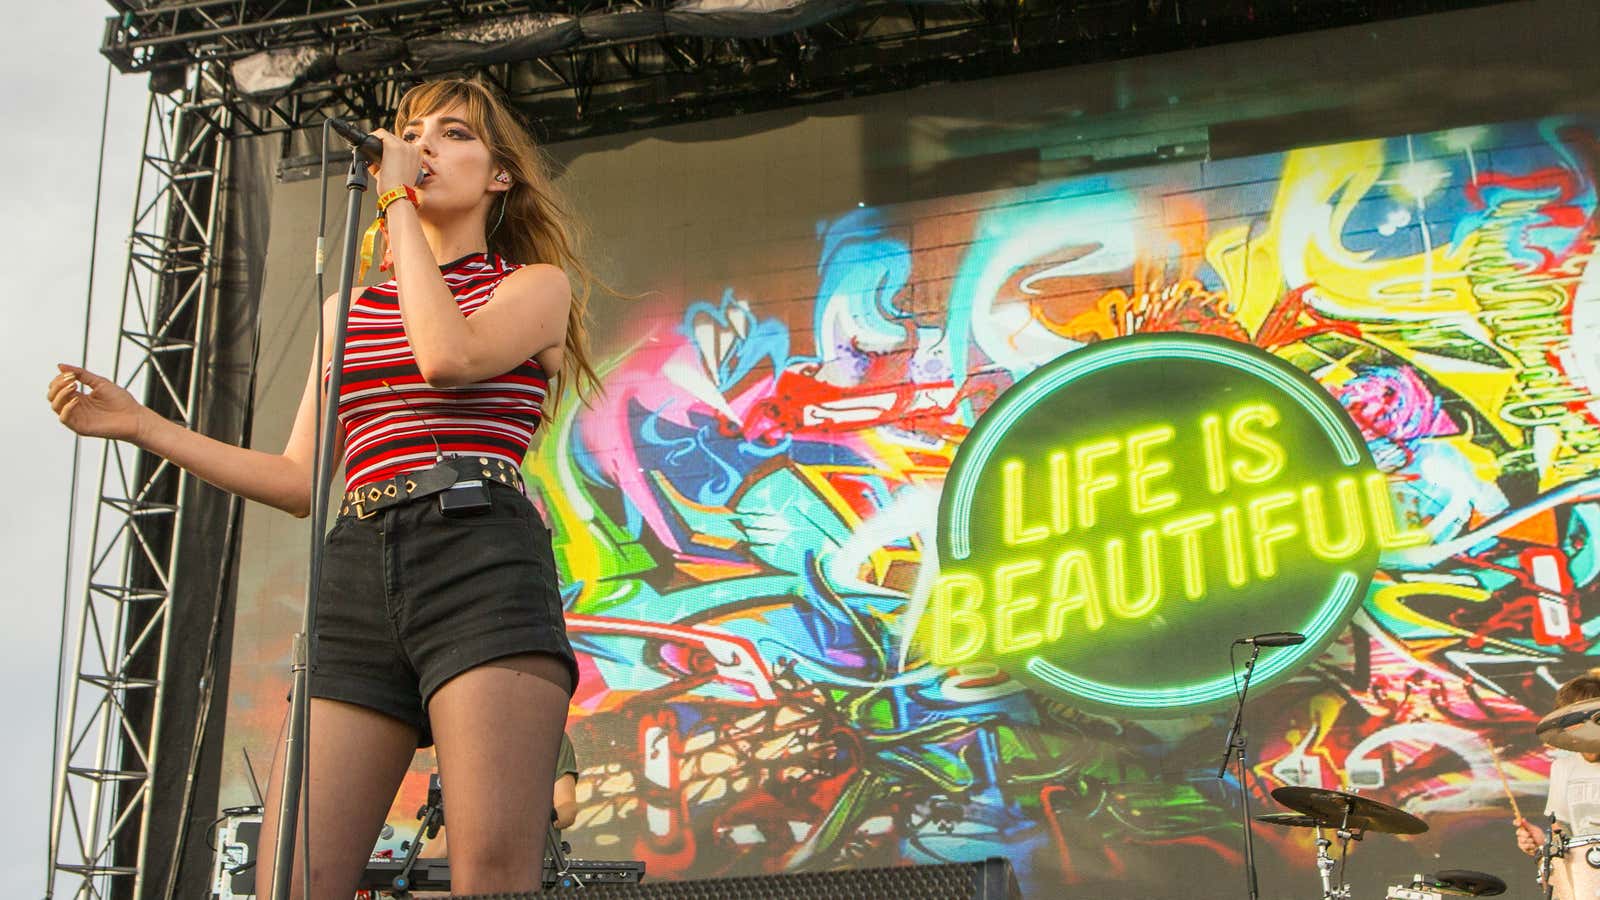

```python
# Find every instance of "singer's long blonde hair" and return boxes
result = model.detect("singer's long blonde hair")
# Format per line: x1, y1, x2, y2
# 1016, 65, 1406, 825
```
394, 77, 603, 413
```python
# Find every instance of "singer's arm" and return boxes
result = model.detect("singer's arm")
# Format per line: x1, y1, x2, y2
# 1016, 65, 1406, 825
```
51, 294, 347, 518
383, 200, 570, 387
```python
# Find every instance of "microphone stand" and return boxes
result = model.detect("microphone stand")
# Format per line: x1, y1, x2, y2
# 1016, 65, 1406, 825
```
1218, 642, 1264, 900
269, 149, 370, 900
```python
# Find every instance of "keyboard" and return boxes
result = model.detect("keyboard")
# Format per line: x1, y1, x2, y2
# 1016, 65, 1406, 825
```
358, 856, 646, 892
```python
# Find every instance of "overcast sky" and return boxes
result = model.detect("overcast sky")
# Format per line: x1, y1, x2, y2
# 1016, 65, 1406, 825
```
2, 1, 152, 893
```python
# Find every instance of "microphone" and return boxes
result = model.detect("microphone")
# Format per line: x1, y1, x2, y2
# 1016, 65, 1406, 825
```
327, 116, 384, 165
1234, 631, 1306, 647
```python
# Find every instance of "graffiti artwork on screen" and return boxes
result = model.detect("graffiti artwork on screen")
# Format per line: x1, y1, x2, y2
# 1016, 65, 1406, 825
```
242, 118, 1600, 894
524, 118, 1600, 893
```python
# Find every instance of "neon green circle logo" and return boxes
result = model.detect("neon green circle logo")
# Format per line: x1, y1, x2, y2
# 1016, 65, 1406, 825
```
930, 334, 1424, 717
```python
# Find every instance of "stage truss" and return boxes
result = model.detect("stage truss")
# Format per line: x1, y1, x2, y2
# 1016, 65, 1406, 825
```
51, 0, 1516, 896
47, 62, 231, 899
100, 0, 1509, 141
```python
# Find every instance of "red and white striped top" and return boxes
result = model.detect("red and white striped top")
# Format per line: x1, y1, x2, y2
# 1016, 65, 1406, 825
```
334, 252, 549, 491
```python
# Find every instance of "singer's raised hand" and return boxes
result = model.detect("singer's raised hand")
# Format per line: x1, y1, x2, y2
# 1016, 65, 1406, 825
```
48, 363, 149, 443
366, 127, 424, 196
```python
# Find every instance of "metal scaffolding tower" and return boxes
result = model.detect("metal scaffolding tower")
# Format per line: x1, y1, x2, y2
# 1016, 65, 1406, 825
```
47, 63, 231, 900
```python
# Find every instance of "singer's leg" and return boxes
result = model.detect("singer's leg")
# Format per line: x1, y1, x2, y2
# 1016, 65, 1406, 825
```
255, 698, 418, 900
430, 653, 571, 894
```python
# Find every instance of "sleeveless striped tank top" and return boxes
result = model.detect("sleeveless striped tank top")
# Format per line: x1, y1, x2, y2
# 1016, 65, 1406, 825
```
335, 252, 550, 491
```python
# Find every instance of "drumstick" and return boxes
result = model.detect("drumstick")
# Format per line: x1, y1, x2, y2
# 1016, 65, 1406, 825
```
1487, 742, 1526, 822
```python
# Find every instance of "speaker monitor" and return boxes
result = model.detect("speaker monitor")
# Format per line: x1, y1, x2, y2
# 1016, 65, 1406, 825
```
446, 857, 1022, 900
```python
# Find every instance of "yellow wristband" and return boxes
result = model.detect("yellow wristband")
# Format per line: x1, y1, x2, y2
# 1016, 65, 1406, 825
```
376, 185, 419, 217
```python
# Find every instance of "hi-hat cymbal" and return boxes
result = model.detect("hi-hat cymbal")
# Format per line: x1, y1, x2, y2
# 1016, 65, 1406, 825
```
1425, 869, 1506, 897
1255, 812, 1323, 828
1270, 786, 1429, 835
1537, 698, 1600, 752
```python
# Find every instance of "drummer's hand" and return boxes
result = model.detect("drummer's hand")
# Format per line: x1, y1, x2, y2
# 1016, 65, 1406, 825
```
1517, 818, 1545, 856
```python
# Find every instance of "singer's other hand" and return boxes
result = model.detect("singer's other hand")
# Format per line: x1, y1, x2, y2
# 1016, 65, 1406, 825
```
1516, 817, 1545, 856
366, 127, 425, 196
48, 364, 149, 443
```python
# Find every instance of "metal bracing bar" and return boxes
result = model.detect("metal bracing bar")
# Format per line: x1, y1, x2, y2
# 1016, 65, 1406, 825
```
131, 89, 228, 900
46, 62, 230, 900
107, 0, 446, 56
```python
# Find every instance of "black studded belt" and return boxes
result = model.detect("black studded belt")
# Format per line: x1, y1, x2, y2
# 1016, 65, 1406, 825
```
338, 456, 526, 519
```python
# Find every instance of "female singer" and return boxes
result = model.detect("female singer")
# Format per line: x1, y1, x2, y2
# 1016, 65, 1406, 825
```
47, 77, 599, 898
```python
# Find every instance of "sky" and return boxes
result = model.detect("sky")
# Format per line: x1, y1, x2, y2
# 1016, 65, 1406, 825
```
1, 1, 157, 894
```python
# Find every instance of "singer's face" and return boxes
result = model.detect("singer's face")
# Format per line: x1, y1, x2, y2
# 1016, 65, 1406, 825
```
400, 102, 502, 215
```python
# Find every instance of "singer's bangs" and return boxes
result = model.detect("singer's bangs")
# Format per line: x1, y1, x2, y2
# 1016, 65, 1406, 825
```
394, 80, 499, 154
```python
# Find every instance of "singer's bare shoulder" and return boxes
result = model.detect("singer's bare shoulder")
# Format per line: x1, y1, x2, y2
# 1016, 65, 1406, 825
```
314, 287, 368, 354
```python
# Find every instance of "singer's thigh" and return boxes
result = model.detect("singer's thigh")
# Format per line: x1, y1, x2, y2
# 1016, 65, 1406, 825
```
429, 654, 571, 894
255, 697, 418, 900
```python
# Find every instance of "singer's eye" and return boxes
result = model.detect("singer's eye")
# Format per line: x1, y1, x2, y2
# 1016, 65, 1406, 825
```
401, 132, 419, 143
446, 128, 471, 140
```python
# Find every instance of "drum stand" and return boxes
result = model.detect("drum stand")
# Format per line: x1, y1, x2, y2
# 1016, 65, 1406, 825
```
387, 774, 446, 897
547, 819, 574, 888
1265, 785, 1427, 900
1314, 824, 1341, 900
1538, 817, 1560, 900
1313, 805, 1359, 900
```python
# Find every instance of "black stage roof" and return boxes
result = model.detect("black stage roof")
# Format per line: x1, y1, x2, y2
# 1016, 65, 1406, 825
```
102, 0, 1516, 141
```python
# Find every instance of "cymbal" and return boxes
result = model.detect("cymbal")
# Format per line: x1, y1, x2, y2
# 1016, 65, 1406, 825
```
1537, 698, 1600, 752
1269, 786, 1429, 835
1425, 869, 1506, 897
1255, 812, 1323, 828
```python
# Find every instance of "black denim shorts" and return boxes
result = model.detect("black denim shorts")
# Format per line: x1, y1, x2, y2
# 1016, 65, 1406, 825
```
310, 480, 578, 747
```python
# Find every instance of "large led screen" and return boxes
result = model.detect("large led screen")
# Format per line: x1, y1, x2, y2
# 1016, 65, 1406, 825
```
229, 116, 1600, 898
538, 118, 1600, 895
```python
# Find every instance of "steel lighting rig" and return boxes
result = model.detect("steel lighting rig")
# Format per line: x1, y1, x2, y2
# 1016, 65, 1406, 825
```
47, 62, 234, 900
100, 0, 1512, 142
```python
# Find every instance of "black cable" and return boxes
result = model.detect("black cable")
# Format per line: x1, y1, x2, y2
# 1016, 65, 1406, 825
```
1227, 647, 1259, 796
380, 379, 446, 461
160, 491, 245, 899
45, 58, 115, 900
1230, 642, 1242, 703
161, 155, 271, 892
203, 813, 231, 854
